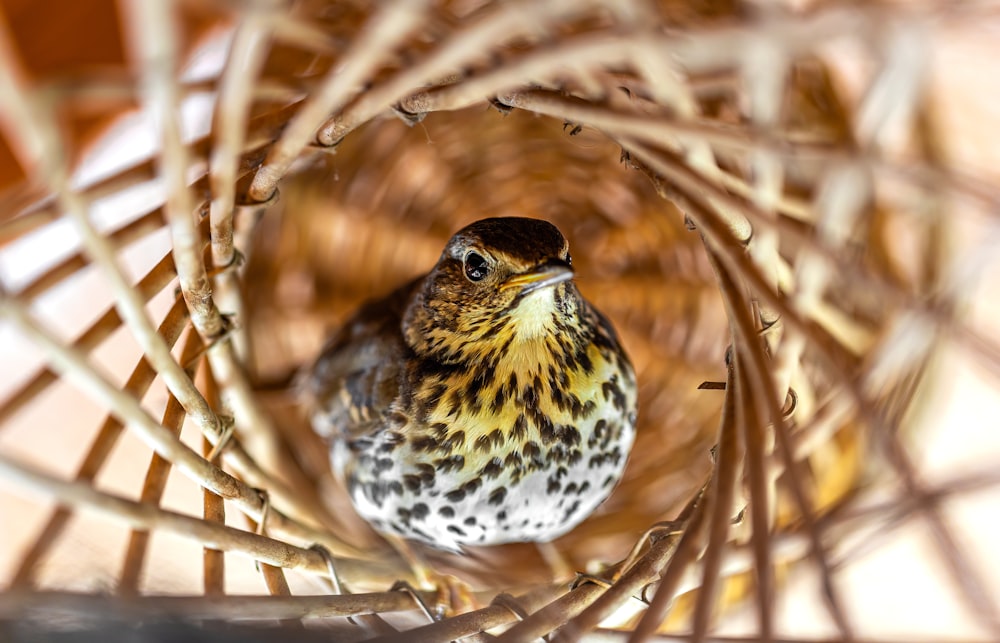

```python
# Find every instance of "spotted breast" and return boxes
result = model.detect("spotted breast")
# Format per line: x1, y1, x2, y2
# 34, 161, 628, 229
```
306, 217, 637, 551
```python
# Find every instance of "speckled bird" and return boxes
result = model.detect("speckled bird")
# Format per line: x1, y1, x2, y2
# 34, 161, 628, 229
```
305, 217, 637, 551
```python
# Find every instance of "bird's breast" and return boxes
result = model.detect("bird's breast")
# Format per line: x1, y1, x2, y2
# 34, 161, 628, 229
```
342, 311, 637, 549
415, 337, 628, 505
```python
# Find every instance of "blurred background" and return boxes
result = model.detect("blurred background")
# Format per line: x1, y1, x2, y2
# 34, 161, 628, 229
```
0, 0, 999, 640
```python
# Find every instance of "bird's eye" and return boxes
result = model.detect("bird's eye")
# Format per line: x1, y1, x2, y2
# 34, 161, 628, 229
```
564, 252, 572, 267
464, 251, 490, 282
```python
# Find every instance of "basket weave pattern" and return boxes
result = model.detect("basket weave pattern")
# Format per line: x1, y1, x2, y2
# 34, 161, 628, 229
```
1, 1, 999, 640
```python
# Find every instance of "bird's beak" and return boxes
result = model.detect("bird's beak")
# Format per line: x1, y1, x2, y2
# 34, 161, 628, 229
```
502, 261, 574, 295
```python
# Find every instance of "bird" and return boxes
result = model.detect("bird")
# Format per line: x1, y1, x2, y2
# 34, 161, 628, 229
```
304, 217, 637, 552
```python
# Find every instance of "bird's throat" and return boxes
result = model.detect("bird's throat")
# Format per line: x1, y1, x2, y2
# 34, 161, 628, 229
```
509, 286, 561, 341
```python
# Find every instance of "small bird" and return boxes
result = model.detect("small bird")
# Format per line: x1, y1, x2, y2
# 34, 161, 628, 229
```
306, 217, 637, 551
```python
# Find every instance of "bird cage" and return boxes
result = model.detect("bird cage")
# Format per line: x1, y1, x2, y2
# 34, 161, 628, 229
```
1, 0, 999, 641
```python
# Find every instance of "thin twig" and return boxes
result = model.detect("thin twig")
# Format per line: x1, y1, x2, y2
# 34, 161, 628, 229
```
660, 160, 857, 639
10, 295, 189, 589
0, 290, 369, 567
250, 0, 434, 200
0, 590, 436, 621
209, 1, 284, 268
119, 326, 203, 595
0, 8, 229, 482
203, 359, 228, 597
738, 344, 776, 641
0, 453, 340, 577
124, 0, 224, 341
690, 350, 744, 643
0, 252, 178, 430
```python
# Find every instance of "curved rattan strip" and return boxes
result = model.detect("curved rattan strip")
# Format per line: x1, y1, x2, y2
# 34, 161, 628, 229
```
312, 0, 617, 149
1, 3, 1000, 640
0, 117, 278, 240
736, 348, 776, 638
0, 207, 59, 246
125, 0, 224, 341
412, 84, 993, 232
0, 590, 437, 621
146, 16, 311, 481
119, 327, 203, 594
738, 52, 787, 632
741, 40, 787, 334
854, 25, 926, 147
245, 501, 306, 630
316, 0, 586, 139
0, 453, 336, 576
249, 0, 430, 201
400, 71, 821, 233
688, 350, 745, 642
634, 142, 1000, 635
620, 129, 1000, 506
201, 341, 229, 598
513, 485, 703, 640
501, 583, 603, 643
204, 438, 228, 596
121, 2, 350, 539
60, 190, 224, 451
642, 7, 872, 75
0, 34, 232, 461
267, 9, 344, 57
0, 290, 366, 565
573, 454, 713, 641
209, 7, 277, 268
0, 29, 45, 178
625, 147, 859, 633
0, 163, 157, 242
14, 210, 168, 301
621, 140, 867, 357
715, 246, 853, 637
9, 295, 189, 589
396, 35, 633, 115
0, 253, 177, 429
632, 41, 756, 248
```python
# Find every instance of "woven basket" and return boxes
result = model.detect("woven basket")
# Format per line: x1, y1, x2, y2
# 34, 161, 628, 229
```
2, 1, 999, 640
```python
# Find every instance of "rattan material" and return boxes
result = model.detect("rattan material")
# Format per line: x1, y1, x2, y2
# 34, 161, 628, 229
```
1, 1, 999, 641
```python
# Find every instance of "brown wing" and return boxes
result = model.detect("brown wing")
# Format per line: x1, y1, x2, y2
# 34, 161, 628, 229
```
303, 277, 421, 443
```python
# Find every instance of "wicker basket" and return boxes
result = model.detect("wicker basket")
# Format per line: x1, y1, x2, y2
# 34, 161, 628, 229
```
1, 1, 999, 640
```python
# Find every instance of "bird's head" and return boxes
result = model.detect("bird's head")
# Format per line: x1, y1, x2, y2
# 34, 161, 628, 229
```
403, 217, 585, 363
